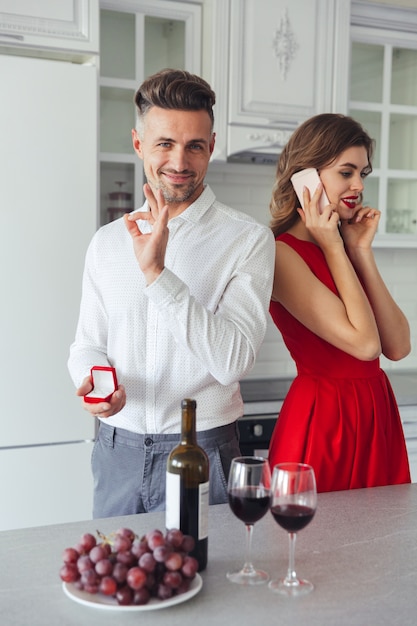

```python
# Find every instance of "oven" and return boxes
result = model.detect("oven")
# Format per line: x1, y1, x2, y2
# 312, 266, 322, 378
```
237, 378, 293, 457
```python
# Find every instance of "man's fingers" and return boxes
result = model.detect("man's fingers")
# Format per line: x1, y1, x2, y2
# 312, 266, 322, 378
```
124, 213, 144, 238
143, 183, 160, 217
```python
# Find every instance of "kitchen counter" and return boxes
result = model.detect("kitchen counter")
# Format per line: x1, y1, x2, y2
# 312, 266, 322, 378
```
1, 484, 416, 626
238, 371, 417, 467
240, 369, 417, 411
388, 370, 417, 406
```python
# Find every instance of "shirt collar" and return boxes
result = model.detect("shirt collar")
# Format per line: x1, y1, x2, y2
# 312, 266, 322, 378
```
169, 184, 215, 224
135, 185, 215, 233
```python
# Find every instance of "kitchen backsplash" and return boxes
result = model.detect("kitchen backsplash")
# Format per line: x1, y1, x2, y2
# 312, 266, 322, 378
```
205, 161, 417, 379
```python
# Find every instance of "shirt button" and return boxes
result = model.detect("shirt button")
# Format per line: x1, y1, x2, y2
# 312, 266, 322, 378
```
144, 437, 153, 447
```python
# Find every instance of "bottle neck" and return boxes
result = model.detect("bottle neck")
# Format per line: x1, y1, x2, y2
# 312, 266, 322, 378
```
180, 399, 197, 445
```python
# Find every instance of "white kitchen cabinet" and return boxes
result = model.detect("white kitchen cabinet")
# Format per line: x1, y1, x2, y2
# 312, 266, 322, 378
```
349, 1, 417, 248
99, 0, 201, 225
0, 54, 97, 529
0, 0, 98, 61
207, 0, 351, 162
0, 443, 94, 531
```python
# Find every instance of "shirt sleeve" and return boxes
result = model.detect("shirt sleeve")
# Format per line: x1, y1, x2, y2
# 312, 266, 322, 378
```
144, 226, 275, 386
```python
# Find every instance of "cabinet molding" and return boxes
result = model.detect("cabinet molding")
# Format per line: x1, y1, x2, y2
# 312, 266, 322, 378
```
352, 0, 417, 34
208, 0, 351, 162
229, 0, 336, 127
209, 0, 230, 161
0, 0, 99, 60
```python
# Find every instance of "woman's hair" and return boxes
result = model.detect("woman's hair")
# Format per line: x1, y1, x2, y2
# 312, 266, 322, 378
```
134, 68, 216, 137
270, 113, 374, 236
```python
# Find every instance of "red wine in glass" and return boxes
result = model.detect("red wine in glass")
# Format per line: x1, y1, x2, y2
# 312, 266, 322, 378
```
269, 463, 317, 597
229, 486, 271, 525
270, 503, 315, 533
227, 456, 271, 585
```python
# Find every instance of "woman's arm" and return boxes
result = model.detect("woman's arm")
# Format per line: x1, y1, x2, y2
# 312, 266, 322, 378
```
346, 246, 410, 361
341, 207, 411, 361
272, 238, 382, 361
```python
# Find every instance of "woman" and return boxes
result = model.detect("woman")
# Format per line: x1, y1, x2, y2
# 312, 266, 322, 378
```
268, 113, 411, 492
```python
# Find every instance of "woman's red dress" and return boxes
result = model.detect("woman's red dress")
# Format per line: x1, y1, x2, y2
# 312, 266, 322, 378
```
268, 233, 411, 492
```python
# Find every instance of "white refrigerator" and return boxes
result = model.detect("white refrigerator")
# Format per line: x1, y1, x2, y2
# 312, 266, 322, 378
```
0, 54, 98, 530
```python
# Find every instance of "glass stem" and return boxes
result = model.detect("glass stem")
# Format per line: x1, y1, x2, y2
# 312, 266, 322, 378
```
242, 524, 256, 574
285, 532, 298, 585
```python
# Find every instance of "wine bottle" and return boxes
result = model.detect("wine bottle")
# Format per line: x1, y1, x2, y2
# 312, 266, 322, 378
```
166, 399, 209, 571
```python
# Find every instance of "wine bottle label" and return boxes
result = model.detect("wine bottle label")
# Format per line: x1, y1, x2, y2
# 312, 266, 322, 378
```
165, 472, 181, 530
165, 472, 209, 540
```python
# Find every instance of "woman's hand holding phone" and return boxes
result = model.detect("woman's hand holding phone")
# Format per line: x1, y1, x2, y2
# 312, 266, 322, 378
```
291, 168, 330, 214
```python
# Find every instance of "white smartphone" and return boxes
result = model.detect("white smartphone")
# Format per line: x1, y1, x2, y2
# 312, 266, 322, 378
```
290, 168, 330, 213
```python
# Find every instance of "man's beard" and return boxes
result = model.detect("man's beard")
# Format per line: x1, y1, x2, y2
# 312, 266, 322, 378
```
159, 182, 196, 203
153, 173, 197, 204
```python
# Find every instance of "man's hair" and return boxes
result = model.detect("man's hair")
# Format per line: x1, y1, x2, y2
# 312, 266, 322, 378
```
134, 68, 216, 137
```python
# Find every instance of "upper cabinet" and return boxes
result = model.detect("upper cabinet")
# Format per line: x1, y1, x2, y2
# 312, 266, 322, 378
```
207, 0, 351, 162
204, 0, 417, 247
99, 0, 201, 225
0, 0, 99, 61
349, 1, 417, 246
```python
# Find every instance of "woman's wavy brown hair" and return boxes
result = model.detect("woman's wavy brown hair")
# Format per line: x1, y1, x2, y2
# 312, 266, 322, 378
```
270, 113, 374, 237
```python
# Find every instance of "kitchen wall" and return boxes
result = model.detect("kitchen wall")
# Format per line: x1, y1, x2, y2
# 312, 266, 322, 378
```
205, 160, 417, 379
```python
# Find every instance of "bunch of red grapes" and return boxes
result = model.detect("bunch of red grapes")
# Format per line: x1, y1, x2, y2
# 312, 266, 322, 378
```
59, 527, 199, 606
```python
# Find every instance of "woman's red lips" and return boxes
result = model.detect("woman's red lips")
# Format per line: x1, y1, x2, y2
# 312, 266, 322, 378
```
342, 197, 358, 208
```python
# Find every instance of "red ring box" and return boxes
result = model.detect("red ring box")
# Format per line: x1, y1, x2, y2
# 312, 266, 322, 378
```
84, 366, 118, 404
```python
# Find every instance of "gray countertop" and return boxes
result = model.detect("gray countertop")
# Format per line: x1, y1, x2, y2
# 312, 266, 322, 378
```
388, 370, 417, 406
1, 483, 416, 626
241, 369, 417, 412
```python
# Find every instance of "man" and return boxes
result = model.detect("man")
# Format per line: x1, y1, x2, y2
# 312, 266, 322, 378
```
68, 69, 275, 518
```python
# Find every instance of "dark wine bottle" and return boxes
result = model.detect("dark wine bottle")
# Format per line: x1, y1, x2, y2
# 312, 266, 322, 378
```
165, 399, 209, 571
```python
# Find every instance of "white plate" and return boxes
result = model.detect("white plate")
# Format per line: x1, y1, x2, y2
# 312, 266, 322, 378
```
62, 573, 202, 611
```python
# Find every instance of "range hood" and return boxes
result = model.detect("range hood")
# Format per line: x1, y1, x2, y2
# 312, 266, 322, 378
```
228, 150, 279, 166
225, 123, 297, 165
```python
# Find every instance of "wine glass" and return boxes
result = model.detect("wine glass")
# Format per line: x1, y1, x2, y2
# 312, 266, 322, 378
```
227, 456, 271, 585
269, 462, 317, 597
